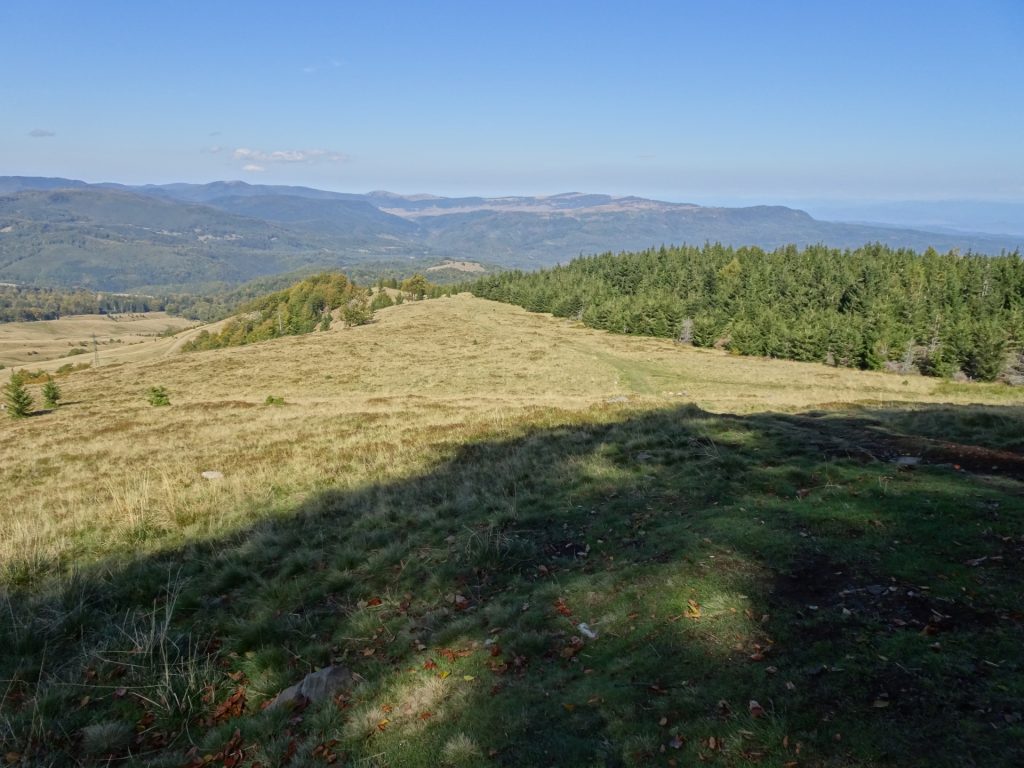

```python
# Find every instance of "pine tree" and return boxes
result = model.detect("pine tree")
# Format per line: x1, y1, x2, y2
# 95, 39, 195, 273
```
42, 377, 62, 409
4, 374, 33, 418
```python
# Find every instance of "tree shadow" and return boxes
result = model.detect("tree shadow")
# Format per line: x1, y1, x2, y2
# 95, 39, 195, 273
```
2, 403, 1023, 766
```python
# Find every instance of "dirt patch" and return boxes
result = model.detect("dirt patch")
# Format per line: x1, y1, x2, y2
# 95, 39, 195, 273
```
782, 414, 1024, 480
771, 556, 996, 638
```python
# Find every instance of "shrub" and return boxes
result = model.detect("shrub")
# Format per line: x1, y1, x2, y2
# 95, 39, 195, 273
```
147, 386, 170, 407
264, 395, 285, 406
342, 291, 374, 327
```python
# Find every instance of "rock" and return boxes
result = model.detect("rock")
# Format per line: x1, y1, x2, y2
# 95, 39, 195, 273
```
201, 470, 224, 480
892, 456, 921, 466
866, 584, 885, 596
268, 665, 355, 710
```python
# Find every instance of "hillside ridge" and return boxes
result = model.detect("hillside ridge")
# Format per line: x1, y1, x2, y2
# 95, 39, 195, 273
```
2, 177, 1020, 292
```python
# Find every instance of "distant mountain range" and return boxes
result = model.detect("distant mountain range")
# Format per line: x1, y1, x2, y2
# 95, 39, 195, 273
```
0, 176, 1020, 292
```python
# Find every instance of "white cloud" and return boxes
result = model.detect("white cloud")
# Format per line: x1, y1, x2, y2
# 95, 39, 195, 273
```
233, 147, 348, 164
242, 164, 265, 172
29, 128, 55, 138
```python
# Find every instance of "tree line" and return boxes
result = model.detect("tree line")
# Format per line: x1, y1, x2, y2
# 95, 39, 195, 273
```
463, 243, 1024, 382
180, 273, 372, 352
0, 285, 164, 322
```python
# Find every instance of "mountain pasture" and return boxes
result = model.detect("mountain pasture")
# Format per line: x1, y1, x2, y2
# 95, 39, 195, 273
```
0, 311, 196, 368
1, 295, 1022, 766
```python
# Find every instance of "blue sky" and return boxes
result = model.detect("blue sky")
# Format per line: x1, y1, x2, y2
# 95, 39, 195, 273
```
3, 0, 1022, 205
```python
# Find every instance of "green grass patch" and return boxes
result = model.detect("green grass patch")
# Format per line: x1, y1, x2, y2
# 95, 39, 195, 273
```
2, 403, 1023, 766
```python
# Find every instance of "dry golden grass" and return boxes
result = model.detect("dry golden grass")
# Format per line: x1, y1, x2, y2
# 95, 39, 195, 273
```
0, 311, 197, 368
2, 293, 1021, 580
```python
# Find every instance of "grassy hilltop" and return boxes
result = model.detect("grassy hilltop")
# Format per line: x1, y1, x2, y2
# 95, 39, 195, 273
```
1, 294, 1023, 766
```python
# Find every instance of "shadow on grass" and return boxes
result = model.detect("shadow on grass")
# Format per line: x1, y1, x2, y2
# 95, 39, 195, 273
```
2, 403, 1023, 767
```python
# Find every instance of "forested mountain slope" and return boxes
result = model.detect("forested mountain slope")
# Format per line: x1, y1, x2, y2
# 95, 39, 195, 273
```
1, 177, 1020, 292
467, 243, 1024, 381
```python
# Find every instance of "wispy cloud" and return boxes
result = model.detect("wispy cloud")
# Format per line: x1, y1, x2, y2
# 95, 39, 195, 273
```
29, 128, 55, 138
203, 145, 225, 154
242, 164, 265, 172
233, 147, 349, 164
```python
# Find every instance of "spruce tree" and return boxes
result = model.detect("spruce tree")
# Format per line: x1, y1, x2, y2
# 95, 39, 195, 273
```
42, 377, 62, 409
4, 374, 33, 418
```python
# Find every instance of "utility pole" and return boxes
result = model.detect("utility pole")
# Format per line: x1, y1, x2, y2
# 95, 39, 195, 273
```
92, 333, 99, 367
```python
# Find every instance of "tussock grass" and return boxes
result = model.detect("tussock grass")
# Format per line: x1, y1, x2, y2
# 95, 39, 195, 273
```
1, 295, 1023, 766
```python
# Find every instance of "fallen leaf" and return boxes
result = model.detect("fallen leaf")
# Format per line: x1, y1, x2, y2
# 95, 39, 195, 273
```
366, 597, 383, 607
377, 719, 390, 731
563, 703, 576, 712
685, 600, 702, 619
211, 687, 246, 724
669, 735, 684, 749
423, 660, 438, 670
872, 699, 890, 708
463, 675, 475, 681
749, 700, 766, 718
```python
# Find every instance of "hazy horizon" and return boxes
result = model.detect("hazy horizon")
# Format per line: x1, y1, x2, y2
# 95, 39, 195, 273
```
4, 0, 1022, 212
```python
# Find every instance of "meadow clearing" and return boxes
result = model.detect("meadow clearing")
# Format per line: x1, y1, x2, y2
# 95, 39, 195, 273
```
1, 295, 1022, 766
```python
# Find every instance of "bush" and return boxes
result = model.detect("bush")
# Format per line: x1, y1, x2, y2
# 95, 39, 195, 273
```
147, 386, 170, 407
342, 291, 374, 327
264, 395, 285, 406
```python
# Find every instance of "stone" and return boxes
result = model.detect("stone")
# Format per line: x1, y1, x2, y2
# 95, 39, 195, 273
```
268, 665, 355, 710
892, 456, 921, 466
201, 470, 224, 480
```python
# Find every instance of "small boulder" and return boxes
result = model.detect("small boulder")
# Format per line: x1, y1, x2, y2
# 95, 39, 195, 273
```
268, 665, 355, 710
201, 470, 225, 480
892, 456, 921, 466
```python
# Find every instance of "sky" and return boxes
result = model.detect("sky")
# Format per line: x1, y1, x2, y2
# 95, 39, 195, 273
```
2, 0, 1023, 207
